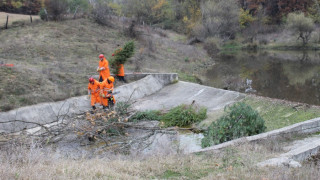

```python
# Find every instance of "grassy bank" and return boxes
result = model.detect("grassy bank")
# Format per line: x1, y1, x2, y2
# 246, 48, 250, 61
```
244, 95, 320, 131
0, 17, 210, 111
220, 41, 320, 52
201, 95, 320, 133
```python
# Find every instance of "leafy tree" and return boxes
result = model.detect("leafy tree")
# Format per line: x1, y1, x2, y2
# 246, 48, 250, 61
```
110, 41, 135, 74
201, 102, 266, 148
108, 1, 122, 16
152, 0, 174, 28
180, 0, 201, 34
308, 0, 320, 23
286, 12, 315, 45
11, 0, 23, 8
239, 8, 255, 28
113, 41, 135, 64
0, 0, 42, 14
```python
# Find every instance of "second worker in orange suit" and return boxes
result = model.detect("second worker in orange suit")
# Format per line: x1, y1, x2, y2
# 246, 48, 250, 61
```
100, 76, 116, 109
97, 54, 110, 82
88, 77, 101, 111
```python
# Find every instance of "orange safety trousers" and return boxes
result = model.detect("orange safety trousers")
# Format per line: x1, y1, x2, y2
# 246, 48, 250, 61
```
91, 94, 101, 106
88, 80, 101, 106
101, 95, 116, 107
100, 80, 116, 107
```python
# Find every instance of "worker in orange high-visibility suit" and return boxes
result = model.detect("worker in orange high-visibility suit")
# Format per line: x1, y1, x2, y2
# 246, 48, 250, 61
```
100, 76, 116, 109
112, 48, 127, 83
88, 77, 101, 111
97, 54, 110, 82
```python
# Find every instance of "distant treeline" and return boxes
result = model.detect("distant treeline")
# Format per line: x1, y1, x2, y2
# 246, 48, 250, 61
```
240, 0, 316, 23
0, 0, 43, 15
1, 0, 318, 22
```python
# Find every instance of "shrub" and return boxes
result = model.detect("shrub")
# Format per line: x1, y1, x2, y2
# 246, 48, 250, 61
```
91, 1, 112, 26
129, 110, 162, 122
203, 37, 221, 57
112, 41, 135, 64
39, 8, 47, 21
115, 101, 131, 116
201, 102, 266, 148
110, 41, 135, 74
201, 0, 240, 39
239, 8, 255, 29
161, 104, 207, 127
45, 0, 68, 21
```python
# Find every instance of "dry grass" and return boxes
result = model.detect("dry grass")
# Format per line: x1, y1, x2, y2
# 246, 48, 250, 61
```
0, 12, 40, 27
1, 139, 319, 180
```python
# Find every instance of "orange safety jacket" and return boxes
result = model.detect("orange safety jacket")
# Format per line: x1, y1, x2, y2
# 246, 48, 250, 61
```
100, 79, 114, 96
117, 64, 125, 76
88, 79, 101, 95
99, 58, 110, 81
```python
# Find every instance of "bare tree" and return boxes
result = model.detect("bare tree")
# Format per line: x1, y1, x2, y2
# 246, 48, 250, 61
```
45, 0, 68, 21
287, 12, 315, 45
201, 0, 240, 39
91, 1, 113, 26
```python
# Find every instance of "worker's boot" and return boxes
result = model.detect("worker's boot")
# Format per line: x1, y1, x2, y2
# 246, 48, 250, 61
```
103, 106, 109, 111
90, 106, 96, 114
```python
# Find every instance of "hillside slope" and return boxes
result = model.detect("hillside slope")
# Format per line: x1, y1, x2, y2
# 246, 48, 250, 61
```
0, 18, 211, 111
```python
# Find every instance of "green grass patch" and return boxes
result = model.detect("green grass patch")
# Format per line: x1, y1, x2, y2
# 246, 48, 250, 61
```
177, 71, 201, 83
129, 110, 162, 122
159, 167, 214, 179
161, 170, 181, 179
243, 97, 320, 131
221, 41, 243, 51
130, 105, 207, 128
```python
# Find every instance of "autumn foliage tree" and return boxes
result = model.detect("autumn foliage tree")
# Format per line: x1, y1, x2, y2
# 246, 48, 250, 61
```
241, 0, 314, 23
0, 0, 42, 14
308, 0, 320, 23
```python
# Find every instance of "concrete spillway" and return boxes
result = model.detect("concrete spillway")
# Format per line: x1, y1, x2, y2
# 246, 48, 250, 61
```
0, 73, 179, 133
0, 73, 243, 133
1, 73, 320, 166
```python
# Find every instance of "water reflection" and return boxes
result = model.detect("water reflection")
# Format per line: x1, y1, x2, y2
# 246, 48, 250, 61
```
205, 51, 320, 105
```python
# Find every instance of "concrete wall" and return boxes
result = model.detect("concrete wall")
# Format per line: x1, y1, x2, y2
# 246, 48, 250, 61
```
0, 73, 178, 133
92, 73, 150, 82
193, 117, 320, 153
